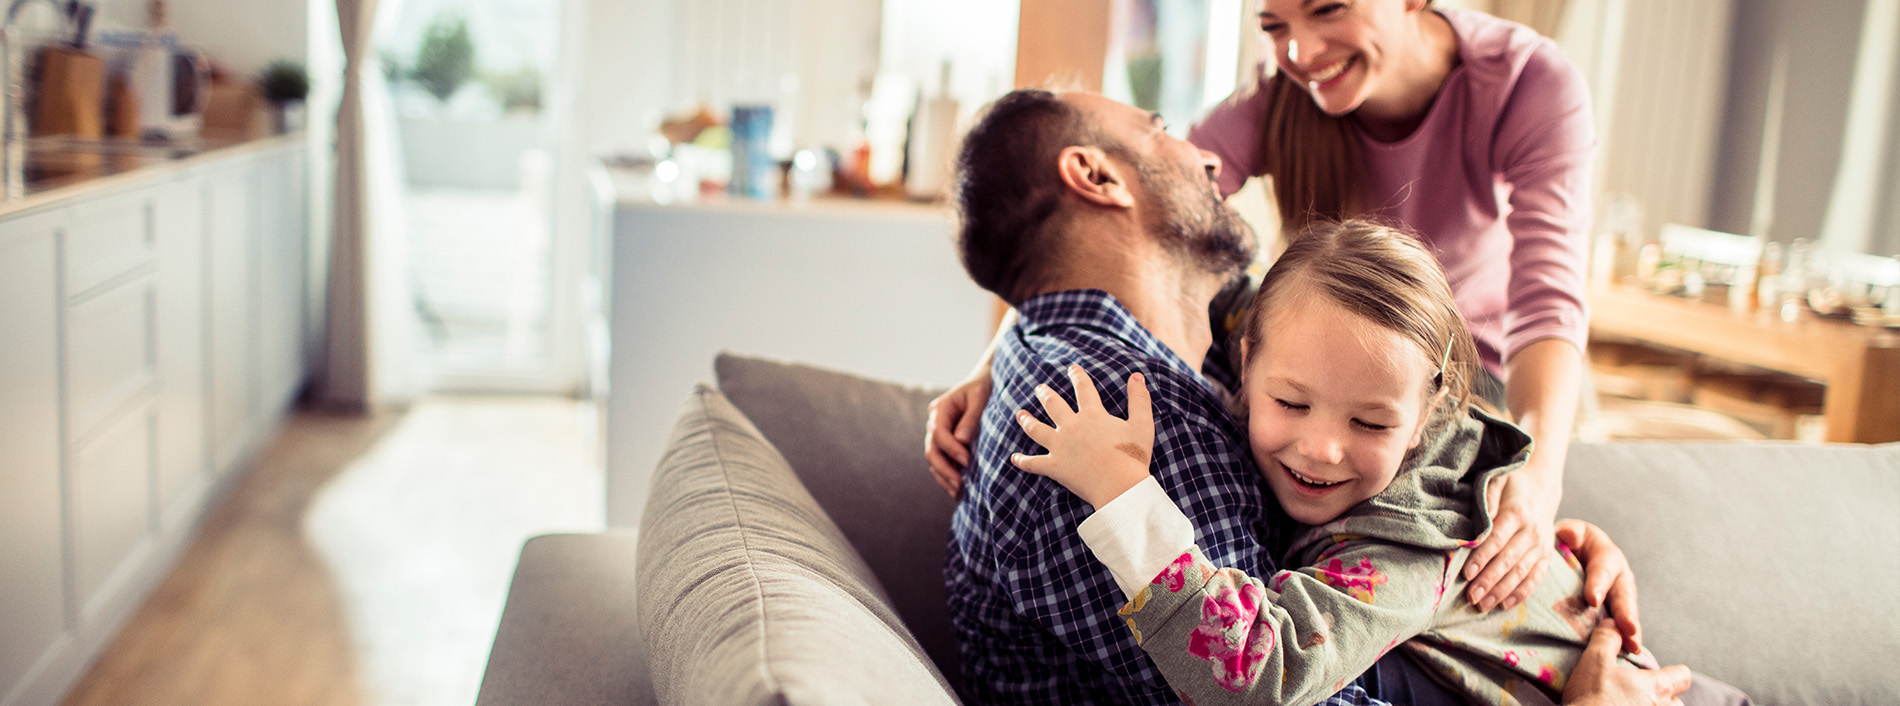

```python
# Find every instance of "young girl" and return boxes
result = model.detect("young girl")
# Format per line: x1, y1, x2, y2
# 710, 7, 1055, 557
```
1009, 220, 1657, 706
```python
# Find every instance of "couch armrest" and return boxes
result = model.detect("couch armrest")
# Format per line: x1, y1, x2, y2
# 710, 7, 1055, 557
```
476, 532, 656, 706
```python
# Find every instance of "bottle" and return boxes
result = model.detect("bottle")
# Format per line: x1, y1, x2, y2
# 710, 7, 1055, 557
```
1755, 241, 1783, 311
903, 61, 959, 201
130, 0, 176, 138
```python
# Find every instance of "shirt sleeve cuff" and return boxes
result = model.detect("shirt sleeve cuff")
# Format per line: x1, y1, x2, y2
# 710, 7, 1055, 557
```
1077, 476, 1197, 601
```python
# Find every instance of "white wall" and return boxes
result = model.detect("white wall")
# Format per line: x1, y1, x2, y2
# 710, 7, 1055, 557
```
165, 0, 307, 77
879, 0, 1018, 124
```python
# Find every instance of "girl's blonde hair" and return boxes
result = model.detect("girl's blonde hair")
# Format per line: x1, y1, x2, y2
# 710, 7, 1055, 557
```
1241, 219, 1479, 420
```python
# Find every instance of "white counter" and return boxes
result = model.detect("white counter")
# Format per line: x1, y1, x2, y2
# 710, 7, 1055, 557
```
597, 181, 996, 526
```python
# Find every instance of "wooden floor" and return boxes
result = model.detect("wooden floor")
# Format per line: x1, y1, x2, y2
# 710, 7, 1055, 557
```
59, 396, 603, 706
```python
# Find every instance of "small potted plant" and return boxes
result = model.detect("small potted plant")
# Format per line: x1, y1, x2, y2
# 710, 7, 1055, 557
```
258, 59, 309, 133
412, 15, 476, 107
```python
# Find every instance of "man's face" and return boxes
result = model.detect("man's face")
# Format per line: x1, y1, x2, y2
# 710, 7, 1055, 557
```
1065, 93, 1257, 277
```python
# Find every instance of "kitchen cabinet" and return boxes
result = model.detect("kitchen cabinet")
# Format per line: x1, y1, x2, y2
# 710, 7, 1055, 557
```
253, 151, 307, 427
0, 137, 310, 706
0, 210, 69, 706
207, 163, 257, 474
154, 176, 209, 532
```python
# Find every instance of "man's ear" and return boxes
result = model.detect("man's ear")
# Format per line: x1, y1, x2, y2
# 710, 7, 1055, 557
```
1056, 146, 1136, 208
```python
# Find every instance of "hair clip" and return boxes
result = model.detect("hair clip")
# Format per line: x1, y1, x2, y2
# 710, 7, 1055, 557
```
1432, 334, 1453, 390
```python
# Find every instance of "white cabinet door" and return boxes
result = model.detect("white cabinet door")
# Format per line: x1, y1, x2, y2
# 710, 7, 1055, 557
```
207, 164, 256, 475
154, 176, 210, 530
255, 151, 307, 416
0, 210, 70, 699
68, 398, 158, 625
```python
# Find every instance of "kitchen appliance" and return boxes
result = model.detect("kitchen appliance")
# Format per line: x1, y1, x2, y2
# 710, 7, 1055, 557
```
95, 28, 207, 138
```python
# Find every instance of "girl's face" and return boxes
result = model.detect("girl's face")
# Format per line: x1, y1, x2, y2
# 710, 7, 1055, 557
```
1257, 0, 1426, 116
1243, 290, 1438, 525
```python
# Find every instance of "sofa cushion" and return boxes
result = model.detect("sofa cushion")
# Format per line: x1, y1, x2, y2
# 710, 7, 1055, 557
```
636, 385, 959, 706
1560, 441, 1900, 706
714, 353, 961, 689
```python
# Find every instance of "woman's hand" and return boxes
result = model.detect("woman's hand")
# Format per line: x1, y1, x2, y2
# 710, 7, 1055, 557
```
1464, 458, 1561, 611
1556, 519, 1645, 654
926, 369, 993, 499
1009, 366, 1154, 511
1562, 618, 1691, 706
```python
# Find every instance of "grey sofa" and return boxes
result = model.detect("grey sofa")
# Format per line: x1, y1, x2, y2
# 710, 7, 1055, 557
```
476, 353, 1900, 706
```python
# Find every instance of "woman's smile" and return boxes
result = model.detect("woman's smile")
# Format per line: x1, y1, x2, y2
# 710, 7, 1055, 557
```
1306, 56, 1356, 90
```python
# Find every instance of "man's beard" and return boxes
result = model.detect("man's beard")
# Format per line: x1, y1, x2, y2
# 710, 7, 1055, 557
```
1140, 159, 1256, 277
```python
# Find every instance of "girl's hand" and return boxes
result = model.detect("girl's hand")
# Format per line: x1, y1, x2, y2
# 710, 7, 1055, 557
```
926, 369, 994, 499
1464, 462, 1560, 612
1009, 366, 1154, 511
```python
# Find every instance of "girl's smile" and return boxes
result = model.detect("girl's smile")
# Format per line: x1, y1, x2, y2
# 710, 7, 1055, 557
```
1245, 283, 1439, 525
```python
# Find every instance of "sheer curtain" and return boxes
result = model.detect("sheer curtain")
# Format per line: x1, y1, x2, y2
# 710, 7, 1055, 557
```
317, 0, 417, 411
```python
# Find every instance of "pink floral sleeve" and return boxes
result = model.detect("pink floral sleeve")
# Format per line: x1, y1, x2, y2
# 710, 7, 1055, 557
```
1117, 544, 1447, 706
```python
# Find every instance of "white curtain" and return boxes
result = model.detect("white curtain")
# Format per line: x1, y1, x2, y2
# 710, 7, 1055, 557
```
316, 0, 416, 411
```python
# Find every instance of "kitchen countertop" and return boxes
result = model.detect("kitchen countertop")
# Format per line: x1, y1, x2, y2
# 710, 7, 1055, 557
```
0, 133, 306, 219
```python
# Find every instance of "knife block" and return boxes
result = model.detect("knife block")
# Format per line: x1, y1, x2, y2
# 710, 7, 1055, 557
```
33, 47, 105, 138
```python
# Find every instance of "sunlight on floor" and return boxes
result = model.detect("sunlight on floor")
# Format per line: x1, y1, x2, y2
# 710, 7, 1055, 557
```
305, 396, 602, 706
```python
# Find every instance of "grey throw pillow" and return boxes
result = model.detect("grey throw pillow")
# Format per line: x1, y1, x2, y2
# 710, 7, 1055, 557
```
714, 353, 962, 690
1560, 441, 1900, 705
635, 385, 958, 706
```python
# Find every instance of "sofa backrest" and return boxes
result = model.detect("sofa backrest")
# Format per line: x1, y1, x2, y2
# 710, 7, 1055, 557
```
635, 384, 960, 705
1558, 440, 1900, 705
714, 353, 964, 693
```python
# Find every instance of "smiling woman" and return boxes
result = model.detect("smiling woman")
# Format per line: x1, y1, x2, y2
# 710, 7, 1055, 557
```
1184, 0, 1596, 619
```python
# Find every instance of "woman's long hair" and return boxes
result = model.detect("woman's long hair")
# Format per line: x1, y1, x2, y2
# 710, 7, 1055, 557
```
1256, 71, 1362, 233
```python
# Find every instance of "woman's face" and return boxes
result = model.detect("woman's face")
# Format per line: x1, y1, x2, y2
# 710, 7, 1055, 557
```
1258, 0, 1425, 116
1243, 289, 1437, 526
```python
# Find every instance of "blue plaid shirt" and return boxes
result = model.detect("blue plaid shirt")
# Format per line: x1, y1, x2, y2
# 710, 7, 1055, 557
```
945, 289, 1386, 706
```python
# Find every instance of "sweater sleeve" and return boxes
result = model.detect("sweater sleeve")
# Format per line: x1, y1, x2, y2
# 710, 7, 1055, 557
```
1494, 43, 1596, 361
1118, 542, 1449, 706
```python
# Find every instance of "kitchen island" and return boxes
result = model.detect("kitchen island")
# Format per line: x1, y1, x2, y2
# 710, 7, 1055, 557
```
0, 133, 312, 706
591, 169, 996, 527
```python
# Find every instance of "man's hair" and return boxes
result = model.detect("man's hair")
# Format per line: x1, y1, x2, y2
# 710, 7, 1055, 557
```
953, 89, 1092, 305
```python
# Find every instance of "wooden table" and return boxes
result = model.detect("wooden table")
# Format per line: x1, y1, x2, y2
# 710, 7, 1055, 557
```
1587, 284, 1900, 443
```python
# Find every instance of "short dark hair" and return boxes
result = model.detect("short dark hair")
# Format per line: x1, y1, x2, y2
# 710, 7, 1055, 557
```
952, 89, 1090, 305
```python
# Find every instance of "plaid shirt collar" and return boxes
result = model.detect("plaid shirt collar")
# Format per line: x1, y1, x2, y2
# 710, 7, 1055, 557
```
1017, 289, 1226, 401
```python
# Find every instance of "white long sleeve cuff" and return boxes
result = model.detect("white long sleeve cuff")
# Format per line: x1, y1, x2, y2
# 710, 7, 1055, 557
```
1076, 476, 1197, 601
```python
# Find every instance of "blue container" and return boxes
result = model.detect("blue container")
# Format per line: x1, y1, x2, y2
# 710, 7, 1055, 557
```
728, 105, 776, 200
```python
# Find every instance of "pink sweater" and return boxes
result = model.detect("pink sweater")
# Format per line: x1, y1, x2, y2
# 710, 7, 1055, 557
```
1190, 8, 1594, 375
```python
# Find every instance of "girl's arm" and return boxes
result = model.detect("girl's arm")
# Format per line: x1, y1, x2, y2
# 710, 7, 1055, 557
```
1115, 542, 1444, 706
1012, 368, 1442, 705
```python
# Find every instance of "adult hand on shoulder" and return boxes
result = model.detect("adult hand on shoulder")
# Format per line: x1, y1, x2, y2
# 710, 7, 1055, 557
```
1562, 618, 1691, 706
1464, 459, 1560, 611
926, 368, 993, 499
